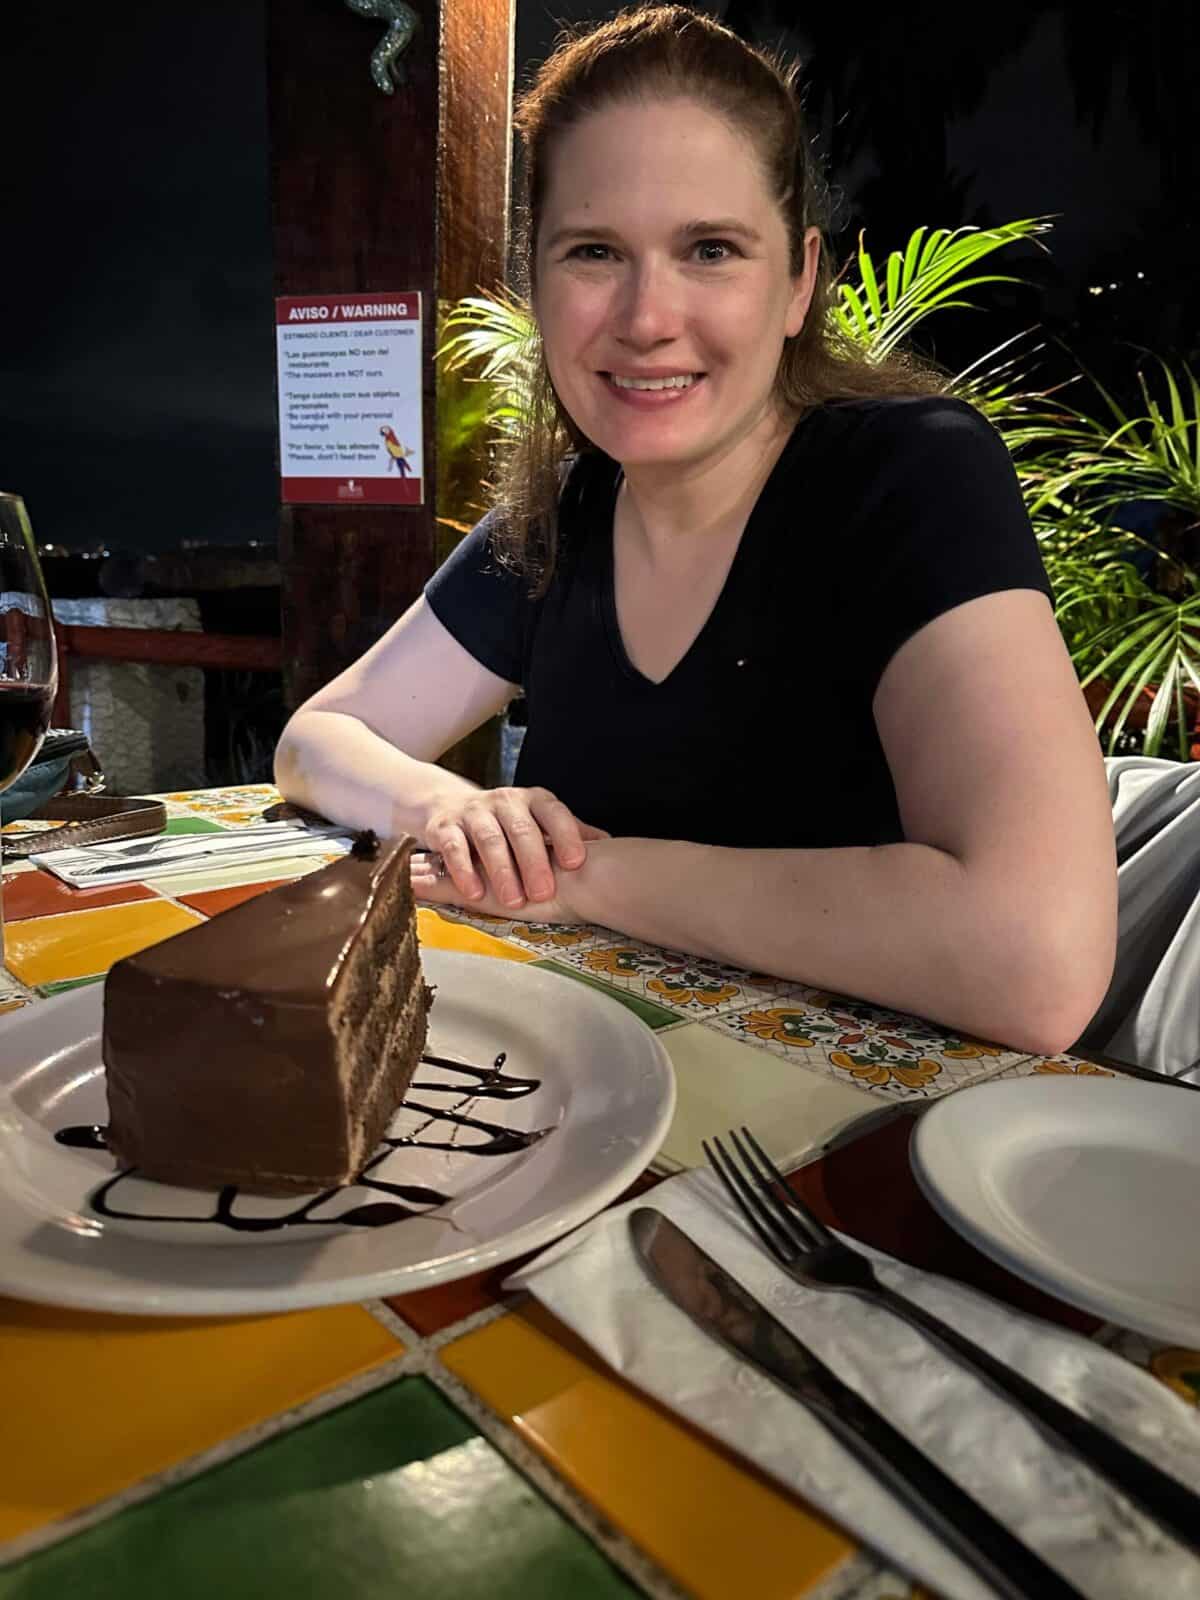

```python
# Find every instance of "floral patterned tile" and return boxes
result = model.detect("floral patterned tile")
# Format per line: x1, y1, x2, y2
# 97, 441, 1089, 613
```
156, 784, 283, 827
538, 935, 800, 1019
987, 1054, 1117, 1080
427, 904, 610, 958
702, 989, 1027, 1101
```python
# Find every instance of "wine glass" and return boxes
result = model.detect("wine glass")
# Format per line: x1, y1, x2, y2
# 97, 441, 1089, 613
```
0, 492, 58, 972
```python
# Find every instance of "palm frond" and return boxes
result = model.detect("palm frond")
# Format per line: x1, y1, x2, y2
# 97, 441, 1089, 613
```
830, 216, 1054, 361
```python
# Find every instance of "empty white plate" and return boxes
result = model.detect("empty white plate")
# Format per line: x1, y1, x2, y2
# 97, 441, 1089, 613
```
911, 1077, 1200, 1345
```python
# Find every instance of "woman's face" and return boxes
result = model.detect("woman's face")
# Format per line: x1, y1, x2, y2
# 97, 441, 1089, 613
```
534, 96, 817, 475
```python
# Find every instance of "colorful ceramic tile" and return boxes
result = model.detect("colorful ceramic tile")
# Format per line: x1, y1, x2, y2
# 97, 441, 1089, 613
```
0, 1378, 640, 1600
989, 1054, 1117, 1079
386, 1267, 513, 1335
36, 974, 105, 997
704, 989, 1025, 1101
530, 959, 680, 1030
153, 856, 327, 899
0, 1296, 404, 1544
4, 901, 203, 988
539, 935, 798, 1020
655, 1021, 877, 1171
175, 879, 293, 917
432, 908, 608, 956
416, 910, 539, 964
1, 872, 157, 924
441, 1307, 853, 1600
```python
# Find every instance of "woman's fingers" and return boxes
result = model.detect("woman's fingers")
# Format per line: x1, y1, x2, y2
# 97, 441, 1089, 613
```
527, 789, 591, 874
424, 789, 608, 908
492, 790, 558, 903
462, 794, 537, 909
429, 821, 486, 901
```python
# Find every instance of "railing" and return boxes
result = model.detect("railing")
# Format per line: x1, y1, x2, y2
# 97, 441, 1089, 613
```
51, 625, 283, 726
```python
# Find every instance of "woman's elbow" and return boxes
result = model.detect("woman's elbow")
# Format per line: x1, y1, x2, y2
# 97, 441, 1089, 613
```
987, 903, 1117, 1058
273, 713, 314, 802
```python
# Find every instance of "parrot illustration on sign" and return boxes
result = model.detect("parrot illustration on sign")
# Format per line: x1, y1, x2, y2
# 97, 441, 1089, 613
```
380, 426, 414, 476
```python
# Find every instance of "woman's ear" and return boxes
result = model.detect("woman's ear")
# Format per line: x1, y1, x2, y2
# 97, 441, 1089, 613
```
784, 226, 822, 338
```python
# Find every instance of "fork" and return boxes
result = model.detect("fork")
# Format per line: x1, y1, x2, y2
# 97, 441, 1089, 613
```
704, 1127, 1200, 1556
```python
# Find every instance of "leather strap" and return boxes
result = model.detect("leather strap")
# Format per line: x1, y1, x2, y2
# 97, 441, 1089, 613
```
3, 795, 168, 858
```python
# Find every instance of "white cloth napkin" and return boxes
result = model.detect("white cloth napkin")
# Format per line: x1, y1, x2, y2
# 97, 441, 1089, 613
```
1078, 758, 1200, 1082
507, 1171, 1200, 1600
29, 824, 353, 887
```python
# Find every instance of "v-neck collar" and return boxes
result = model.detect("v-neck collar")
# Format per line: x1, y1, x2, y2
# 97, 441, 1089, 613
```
596, 417, 813, 690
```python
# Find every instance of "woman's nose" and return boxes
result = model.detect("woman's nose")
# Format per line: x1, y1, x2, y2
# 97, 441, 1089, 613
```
614, 261, 682, 347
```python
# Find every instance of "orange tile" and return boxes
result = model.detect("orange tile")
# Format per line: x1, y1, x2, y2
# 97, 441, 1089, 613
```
0, 1296, 404, 1543
388, 1266, 514, 1335
2, 870, 158, 923
441, 1307, 853, 1600
4, 900, 203, 988
416, 909, 538, 963
177, 878, 292, 917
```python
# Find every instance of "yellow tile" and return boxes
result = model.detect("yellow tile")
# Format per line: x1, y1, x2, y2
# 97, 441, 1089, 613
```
441, 1309, 853, 1600
417, 909, 537, 963
4, 900, 203, 988
0, 1296, 403, 1542
659, 1023, 877, 1171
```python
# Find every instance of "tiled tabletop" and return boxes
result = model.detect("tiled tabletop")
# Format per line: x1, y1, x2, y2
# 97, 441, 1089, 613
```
1, 785, 1196, 1599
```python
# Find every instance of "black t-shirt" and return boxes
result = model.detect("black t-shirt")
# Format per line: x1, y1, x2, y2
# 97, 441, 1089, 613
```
425, 396, 1051, 849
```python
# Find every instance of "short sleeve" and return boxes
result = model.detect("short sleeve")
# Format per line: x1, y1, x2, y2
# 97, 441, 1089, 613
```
424, 509, 534, 686
853, 398, 1052, 695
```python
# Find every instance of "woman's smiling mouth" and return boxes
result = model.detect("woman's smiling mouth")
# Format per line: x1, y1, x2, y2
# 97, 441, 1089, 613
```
602, 371, 706, 405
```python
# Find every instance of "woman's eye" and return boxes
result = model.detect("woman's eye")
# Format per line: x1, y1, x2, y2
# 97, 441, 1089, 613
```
694, 239, 738, 263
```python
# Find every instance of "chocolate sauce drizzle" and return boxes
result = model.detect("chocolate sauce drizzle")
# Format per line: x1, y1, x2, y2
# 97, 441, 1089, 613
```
56, 1048, 550, 1233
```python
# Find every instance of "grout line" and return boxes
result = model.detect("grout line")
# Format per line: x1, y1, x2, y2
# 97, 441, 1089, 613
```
424, 1358, 690, 1600
423, 1297, 515, 1351
0, 1348, 421, 1571
362, 1298, 424, 1346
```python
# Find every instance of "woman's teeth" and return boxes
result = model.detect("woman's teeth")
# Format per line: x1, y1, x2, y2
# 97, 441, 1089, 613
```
609, 373, 698, 391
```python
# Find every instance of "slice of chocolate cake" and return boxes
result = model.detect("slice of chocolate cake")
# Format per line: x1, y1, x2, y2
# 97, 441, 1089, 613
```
103, 833, 432, 1194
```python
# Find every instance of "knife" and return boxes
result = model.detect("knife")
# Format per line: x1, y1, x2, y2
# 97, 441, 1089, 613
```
630, 1208, 1088, 1600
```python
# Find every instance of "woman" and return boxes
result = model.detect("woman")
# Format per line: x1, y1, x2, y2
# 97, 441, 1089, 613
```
276, 5, 1116, 1056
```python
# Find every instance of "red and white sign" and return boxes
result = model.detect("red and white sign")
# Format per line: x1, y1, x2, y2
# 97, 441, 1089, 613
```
275, 293, 423, 505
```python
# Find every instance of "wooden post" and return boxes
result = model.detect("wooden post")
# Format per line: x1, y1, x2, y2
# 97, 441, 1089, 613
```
267, 0, 514, 714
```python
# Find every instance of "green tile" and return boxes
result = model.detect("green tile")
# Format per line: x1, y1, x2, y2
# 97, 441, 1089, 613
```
532, 959, 680, 1029
0, 1378, 640, 1600
36, 974, 104, 997
164, 817, 225, 836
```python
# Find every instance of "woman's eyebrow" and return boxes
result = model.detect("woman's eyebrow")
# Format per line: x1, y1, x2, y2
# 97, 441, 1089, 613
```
680, 218, 763, 243
543, 218, 763, 250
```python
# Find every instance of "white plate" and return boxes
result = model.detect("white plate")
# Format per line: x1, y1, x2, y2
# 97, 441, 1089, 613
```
911, 1077, 1200, 1345
0, 950, 674, 1316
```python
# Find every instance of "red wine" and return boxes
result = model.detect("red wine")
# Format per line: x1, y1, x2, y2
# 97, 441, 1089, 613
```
0, 681, 54, 792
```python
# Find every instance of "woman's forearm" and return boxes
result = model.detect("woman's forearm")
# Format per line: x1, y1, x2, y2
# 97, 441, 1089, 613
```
274, 708, 477, 842
571, 836, 1111, 1057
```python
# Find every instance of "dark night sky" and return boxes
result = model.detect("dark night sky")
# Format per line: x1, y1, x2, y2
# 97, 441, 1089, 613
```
1, 1, 1194, 556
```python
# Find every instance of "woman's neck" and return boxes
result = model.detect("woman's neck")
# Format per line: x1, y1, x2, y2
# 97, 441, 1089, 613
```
617, 406, 798, 554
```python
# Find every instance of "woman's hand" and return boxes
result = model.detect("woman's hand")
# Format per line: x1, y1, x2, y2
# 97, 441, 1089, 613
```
419, 786, 608, 910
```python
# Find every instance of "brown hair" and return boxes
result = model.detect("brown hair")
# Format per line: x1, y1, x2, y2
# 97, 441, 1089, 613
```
493, 3, 945, 585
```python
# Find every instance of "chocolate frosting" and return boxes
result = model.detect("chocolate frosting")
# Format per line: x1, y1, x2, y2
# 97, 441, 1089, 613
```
114, 831, 412, 1002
